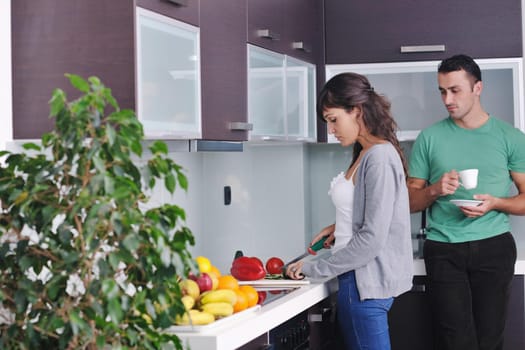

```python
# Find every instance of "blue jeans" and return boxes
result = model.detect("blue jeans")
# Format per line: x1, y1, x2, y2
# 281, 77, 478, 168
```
424, 232, 516, 350
337, 271, 394, 350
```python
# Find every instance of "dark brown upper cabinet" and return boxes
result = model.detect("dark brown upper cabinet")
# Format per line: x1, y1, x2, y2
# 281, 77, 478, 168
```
137, 0, 199, 26
247, 0, 326, 142
282, 0, 324, 65
247, 0, 284, 53
12, 0, 136, 139
325, 0, 522, 64
247, 0, 324, 64
12, 0, 251, 142
200, 0, 249, 141
12, 0, 203, 140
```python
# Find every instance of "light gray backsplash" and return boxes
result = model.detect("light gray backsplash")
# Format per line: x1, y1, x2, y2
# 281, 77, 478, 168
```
164, 144, 309, 273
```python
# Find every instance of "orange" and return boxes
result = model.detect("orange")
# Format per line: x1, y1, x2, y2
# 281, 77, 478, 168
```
208, 265, 222, 279
233, 289, 248, 313
239, 285, 258, 307
217, 275, 239, 290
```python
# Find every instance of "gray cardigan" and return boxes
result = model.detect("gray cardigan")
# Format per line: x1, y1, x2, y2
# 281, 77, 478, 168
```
302, 143, 413, 300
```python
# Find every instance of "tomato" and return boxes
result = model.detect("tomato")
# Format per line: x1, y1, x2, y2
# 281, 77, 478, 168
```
265, 257, 285, 275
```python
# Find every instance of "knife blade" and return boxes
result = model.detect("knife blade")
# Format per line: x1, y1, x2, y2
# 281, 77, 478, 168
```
284, 236, 328, 267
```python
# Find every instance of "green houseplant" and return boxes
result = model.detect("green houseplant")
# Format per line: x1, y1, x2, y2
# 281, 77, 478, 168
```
0, 75, 196, 349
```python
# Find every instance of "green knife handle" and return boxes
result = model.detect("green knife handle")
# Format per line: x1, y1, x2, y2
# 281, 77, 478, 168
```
308, 236, 328, 254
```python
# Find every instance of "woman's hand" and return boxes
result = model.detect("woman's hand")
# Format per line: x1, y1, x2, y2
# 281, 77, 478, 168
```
285, 261, 304, 280
311, 224, 335, 249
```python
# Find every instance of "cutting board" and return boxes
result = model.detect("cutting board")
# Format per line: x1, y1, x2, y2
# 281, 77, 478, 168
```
238, 279, 310, 287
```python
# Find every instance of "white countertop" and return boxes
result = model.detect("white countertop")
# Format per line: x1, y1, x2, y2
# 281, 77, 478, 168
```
170, 277, 338, 350
171, 260, 525, 349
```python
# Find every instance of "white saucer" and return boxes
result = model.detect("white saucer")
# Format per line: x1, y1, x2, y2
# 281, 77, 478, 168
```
450, 199, 483, 207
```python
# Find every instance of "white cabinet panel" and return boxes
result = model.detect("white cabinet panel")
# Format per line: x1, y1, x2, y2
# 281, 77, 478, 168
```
286, 56, 316, 141
326, 58, 524, 142
136, 7, 201, 139
248, 46, 286, 139
248, 45, 317, 142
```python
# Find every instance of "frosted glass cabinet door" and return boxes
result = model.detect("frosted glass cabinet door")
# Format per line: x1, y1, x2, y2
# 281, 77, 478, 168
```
286, 56, 316, 141
326, 59, 524, 142
136, 7, 201, 139
248, 45, 286, 140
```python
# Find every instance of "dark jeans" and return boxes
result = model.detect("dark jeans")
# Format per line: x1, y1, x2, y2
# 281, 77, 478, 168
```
424, 232, 516, 350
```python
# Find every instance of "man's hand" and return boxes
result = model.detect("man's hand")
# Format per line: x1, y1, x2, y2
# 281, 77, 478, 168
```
458, 194, 495, 218
429, 170, 461, 197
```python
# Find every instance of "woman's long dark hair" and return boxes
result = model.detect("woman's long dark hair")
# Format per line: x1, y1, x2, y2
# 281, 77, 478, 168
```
317, 72, 408, 176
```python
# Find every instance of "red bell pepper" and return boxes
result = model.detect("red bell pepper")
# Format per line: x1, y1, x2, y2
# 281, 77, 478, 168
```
230, 256, 266, 281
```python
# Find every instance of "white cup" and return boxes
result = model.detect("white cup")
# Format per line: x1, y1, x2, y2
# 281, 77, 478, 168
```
459, 169, 479, 189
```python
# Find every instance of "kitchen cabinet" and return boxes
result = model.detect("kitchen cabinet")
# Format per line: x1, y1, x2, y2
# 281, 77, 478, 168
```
200, 0, 250, 141
247, 0, 323, 64
389, 275, 525, 350
286, 56, 317, 141
12, 0, 135, 139
247, 0, 326, 143
281, 0, 324, 65
248, 45, 317, 142
138, 0, 250, 141
136, 0, 199, 26
247, 0, 283, 54
325, 0, 522, 64
12, 0, 201, 140
136, 7, 201, 139
12, 0, 246, 141
388, 276, 434, 350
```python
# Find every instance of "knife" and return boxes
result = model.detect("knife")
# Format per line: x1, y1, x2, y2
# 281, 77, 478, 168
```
284, 236, 328, 267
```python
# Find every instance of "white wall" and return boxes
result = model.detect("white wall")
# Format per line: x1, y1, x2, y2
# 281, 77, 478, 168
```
197, 144, 308, 273
0, 0, 12, 150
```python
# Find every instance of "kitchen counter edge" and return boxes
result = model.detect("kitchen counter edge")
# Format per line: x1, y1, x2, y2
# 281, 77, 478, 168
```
171, 259, 525, 349
170, 277, 338, 350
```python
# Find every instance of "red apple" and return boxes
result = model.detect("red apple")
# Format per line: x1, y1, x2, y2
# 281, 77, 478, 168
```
257, 291, 267, 305
189, 272, 213, 293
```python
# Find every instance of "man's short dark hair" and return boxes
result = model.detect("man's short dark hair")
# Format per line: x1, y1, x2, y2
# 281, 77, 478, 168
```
438, 54, 482, 83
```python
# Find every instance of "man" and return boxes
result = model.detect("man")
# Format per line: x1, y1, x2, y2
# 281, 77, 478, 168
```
407, 54, 525, 350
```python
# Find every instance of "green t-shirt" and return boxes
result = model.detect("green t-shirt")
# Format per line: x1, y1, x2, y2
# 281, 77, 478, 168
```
409, 116, 525, 243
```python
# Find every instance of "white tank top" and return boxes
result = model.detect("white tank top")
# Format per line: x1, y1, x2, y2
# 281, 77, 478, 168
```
328, 168, 356, 253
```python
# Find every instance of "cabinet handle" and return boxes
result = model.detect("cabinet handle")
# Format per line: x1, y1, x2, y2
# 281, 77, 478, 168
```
261, 136, 279, 141
292, 41, 312, 53
257, 29, 281, 41
400, 45, 446, 53
165, 0, 188, 6
229, 122, 253, 131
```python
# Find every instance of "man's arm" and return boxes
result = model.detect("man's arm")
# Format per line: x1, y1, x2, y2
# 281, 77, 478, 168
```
407, 171, 461, 213
472, 171, 525, 216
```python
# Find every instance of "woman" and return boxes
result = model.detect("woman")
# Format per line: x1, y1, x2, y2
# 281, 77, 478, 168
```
286, 72, 413, 350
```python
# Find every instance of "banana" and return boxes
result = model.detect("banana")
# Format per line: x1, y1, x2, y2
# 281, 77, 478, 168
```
199, 289, 237, 306
175, 309, 215, 326
200, 302, 234, 318
181, 295, 195, 311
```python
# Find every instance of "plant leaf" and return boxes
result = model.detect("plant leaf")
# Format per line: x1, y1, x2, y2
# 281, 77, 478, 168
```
66, 73, 90, 93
